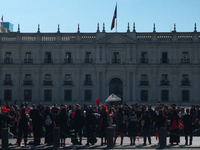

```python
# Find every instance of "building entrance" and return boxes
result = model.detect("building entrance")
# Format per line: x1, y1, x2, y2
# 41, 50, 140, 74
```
109, 78, 123, 101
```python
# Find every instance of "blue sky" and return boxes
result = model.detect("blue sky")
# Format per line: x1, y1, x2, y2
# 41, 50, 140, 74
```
1, 0, 199, 33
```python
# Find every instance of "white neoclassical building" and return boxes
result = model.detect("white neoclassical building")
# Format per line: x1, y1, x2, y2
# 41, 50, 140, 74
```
0, 23, 200, 106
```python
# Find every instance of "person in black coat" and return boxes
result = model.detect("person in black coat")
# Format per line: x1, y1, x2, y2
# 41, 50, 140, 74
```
56, 106, 69, 146
142, 110, 151, 145
156, 109, 166, 144
126, 109, 137, 145
74, 109, 85, 145
0, 107, 6, 139
17, 108, 29, 146
169, 110, 180, 145
85, 108, 96, 146
32, 109, 43, 145
44, 107, 55, 145
183, 108, 193, 145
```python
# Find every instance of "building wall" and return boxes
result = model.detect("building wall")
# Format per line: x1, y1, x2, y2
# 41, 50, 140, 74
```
0, 31, 199, 106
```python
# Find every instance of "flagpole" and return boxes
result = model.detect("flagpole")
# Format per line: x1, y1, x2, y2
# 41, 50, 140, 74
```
116, 3, 117, 32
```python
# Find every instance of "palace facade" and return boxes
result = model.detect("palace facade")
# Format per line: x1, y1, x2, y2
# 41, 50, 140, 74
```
0, 23, 200, 106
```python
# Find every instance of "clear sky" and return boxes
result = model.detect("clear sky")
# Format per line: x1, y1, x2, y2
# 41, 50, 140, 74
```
1, 0, 200, 33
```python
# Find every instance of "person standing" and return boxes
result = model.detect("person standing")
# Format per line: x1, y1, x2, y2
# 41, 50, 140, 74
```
44, 107, 55, 145
16, 108, 28, 146
32, 109, 43, 145
169, 110, 180, 145
99, 106, 108, 145
155, 109, 166, 144
114, 107, 124, 145
74, 109, 85, 145
126, 109, 137, 145
183, 108, 193, 145
56, 107, 69, 146
142, 110, 151, 145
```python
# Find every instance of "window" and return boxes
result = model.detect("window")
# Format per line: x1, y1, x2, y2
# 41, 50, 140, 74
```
24, 74, 32, 85
182, 74, 189, 85
140, 90, 148, 102
112, 52, 120, 63
84, 74, 92, 85
161, 52, 168, 63
84, 90, 92, 101
161, 74, 169, 85
161, 90, 169, 102
4, 90, 12, 101
45, 74, 51, 81
140, 74, 148, 85
182, 52, 189, 63
5, 74, 11, 81
182, 90, 190, 102
24, 52, 32, 63
4, 74, 12, 85
64, 90, 72, 101
45, 52, 52, 63
6, 52, 11, 59
64, 74, 72, 85
44, 90, 52, 101
85, 52, 92, 63
24, 90, 32, 101
5, 52, 12, 63
140, 52, 148, 63
65, 52, 72, 63
44, 74, 52, 85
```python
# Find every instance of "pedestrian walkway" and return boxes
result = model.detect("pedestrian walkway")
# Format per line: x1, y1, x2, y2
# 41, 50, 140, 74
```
1, 136, 200, 149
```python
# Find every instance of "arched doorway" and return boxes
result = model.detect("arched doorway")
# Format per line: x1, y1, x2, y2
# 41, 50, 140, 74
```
109, 78, 123, 101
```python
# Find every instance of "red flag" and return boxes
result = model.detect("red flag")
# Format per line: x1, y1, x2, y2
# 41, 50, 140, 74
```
178, 121, 183, 131
136, 136, 139, 141
95, 99, 100, 106
156, 131, 159, 140
1, 15, 3, 22
111, 4, 117, 30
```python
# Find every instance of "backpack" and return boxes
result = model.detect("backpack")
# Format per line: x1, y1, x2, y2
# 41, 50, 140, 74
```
45, 115, 52, 126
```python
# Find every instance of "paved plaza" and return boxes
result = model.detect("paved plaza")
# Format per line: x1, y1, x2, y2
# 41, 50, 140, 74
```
1, 136, 200, 149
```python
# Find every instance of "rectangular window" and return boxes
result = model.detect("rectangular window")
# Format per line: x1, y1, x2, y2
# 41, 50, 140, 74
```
182, 74, 188, 81
4, 90, 12, 101
5, 74, 11, 81
65, 74, 71, 81
25, 52, 31, 59
86, 52, 91, 60
182, 90, 190, 102
6, 52, 11, 59
161, 74, 169, 85
25, 74, 31, 81
45, 74, 51, 81
141, 52, 147, 59
24, 90, 32, 101
85, 74, 91, 82
113, 52, 119, 59
140, 90, 148, 102
161, 52, 168, 63
84, 90, 92, 102
141, 74, 147, 81
182, 52, 189, 59
45, 52, 52, 63
64, 90, 72, 101
65, 52, 72, 63
161, 90, 169, 102
44, 90, 52, 101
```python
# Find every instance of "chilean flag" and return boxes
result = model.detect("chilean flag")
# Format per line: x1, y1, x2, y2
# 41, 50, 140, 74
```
111, 4, 117, 30
1, 15, 3, 22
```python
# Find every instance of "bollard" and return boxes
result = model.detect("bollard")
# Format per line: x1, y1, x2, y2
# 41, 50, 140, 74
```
53, 127, 60, 147
107, 127, 114, 148
1, 128, 8, 149
159, 127, 167, 148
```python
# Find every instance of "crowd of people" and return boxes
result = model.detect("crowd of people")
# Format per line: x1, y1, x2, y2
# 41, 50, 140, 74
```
0, 101, 200, 146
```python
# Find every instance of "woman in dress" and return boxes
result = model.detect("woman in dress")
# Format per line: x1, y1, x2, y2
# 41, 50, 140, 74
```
169, 110, 180, 145
56, 106, 69, 146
